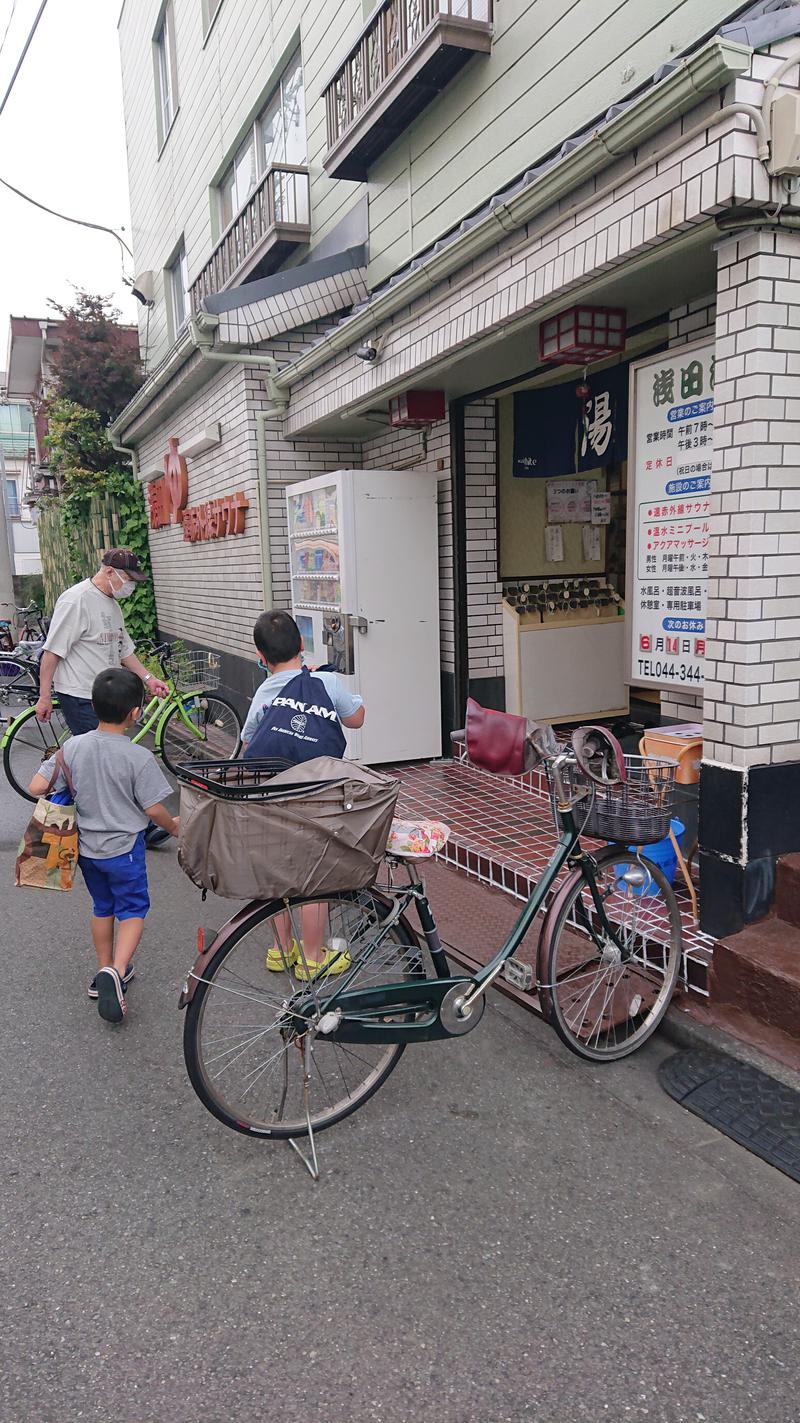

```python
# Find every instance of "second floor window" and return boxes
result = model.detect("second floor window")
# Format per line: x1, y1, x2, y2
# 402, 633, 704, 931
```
167, 243, 190, 334
218, 51, 306, 232
155, 3, 178, 144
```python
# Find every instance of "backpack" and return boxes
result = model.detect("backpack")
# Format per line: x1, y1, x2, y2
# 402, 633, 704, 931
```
244, 666, 347, 764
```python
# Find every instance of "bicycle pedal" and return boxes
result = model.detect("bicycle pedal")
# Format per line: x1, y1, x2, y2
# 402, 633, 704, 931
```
503, 958, 534, 992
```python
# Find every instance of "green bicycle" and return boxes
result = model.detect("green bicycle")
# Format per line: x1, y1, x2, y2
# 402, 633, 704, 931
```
1, 642, 243, 802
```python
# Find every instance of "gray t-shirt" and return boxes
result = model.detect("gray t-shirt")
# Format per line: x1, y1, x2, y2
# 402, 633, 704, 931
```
40, 731, 172, 859
44, 579, 135, 698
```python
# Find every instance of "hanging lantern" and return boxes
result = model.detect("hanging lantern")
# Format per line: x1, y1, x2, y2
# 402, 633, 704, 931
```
389, 390, 446, 427
539, 306, 626, 365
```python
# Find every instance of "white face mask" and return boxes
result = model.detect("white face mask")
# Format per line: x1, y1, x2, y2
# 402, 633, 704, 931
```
111, 571, 135, 600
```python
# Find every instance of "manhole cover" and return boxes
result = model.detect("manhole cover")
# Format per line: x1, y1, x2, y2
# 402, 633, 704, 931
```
659, 1049, 800, 1184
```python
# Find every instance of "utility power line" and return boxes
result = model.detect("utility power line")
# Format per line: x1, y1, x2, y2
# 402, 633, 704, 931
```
0, 0, 20, 64
0, 0, 48, 123
0, 0, 134, 271
0, 173, 134, 259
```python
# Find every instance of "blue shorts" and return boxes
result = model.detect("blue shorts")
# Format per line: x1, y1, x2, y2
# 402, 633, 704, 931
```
79, 832, 150, 920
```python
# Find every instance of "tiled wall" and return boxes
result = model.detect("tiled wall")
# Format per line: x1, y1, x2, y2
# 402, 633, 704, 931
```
463, 401, 502, 681
136, 363, 265, 661
703, 227, 800, 769
286, 83, 771, 436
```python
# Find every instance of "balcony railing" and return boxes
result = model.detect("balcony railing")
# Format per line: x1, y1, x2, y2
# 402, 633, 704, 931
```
190, 164, 311, 311
324, 0, 493, 181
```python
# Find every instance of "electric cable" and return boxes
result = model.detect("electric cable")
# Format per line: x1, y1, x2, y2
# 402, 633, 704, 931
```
0, 0, 19, 64
0, 0, 48, 122
0, 174, 134, 260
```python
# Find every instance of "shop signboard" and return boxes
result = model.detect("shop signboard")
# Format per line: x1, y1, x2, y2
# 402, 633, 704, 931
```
147, 437, 249, 543
627, 341, 713, 690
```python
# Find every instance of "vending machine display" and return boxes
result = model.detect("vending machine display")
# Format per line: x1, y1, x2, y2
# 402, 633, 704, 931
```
286, 469, 441, 764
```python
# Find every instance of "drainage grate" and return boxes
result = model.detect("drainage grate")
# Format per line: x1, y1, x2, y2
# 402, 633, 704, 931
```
659, 1049, 800, 1184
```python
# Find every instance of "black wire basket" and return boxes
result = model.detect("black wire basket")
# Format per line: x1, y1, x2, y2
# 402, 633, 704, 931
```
553, 754, 679, 844
174, 757, 299, 801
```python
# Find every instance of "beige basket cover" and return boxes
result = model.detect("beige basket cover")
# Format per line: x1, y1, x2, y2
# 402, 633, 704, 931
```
178, 756, 399, 901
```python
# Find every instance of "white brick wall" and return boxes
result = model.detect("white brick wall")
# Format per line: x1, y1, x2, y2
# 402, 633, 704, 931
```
463, 401, 502, 681
286, 87, 773, 436
703, 228, 800, 767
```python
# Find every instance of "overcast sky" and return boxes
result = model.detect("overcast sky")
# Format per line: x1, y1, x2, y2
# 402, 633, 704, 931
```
0, 0, 137, 358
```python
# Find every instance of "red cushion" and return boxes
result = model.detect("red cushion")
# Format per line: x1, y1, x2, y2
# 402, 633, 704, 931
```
465, 699, 526, 776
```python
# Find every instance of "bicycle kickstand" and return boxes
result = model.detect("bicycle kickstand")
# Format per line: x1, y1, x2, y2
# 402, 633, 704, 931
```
286, 1037, 320, 1183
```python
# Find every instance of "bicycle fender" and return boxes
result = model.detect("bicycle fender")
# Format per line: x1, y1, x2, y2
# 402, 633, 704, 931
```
178, 898, 282, 1007
536, 865, 586, 1024
1, 704, 36, 748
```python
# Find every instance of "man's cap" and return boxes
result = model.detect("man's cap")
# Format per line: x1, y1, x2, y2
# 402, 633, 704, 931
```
102, 548, 148, 583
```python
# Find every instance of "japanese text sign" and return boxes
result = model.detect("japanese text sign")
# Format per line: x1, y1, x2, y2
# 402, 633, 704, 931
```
147, 437, 249, 542
628, 342, 713, 690
513, 363, 629, 478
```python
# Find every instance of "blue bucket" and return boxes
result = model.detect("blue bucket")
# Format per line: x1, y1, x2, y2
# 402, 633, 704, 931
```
613, 818, 685, 897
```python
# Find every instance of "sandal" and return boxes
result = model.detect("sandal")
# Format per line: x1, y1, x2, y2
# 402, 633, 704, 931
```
265, 939, 301, 972
293, 945, 352, 981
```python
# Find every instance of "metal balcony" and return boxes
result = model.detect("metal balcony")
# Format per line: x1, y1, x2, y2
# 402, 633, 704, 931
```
324, 0, 493, 181
190, 164, 311, 311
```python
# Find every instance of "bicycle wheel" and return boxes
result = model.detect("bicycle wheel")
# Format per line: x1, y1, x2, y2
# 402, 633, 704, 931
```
541, 846, 682, 1062
158, 692, 242, 774
183, 890, 426, 1139
3, 705, 72, 801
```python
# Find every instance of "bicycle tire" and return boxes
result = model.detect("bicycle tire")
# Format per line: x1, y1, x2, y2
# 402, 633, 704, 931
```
540, 846, 682, 1063
183, 892, 425, 1140
2, 704, 72, 801
158, 692, 242, 775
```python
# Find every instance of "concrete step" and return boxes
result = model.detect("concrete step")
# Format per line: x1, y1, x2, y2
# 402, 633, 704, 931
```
710, 916, 800, 1052
775, 854, 800, 932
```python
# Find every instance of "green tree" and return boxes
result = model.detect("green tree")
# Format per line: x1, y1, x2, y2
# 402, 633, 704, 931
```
39, 297, 155, 644
47, 291, 143, 425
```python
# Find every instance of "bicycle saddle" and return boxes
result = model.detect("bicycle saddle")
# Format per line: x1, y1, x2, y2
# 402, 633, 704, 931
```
571, 725, 626, 785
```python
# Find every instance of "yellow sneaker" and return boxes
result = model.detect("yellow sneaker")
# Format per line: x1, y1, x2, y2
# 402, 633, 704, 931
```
265, 939, 300, 972
293, 945, 352, 981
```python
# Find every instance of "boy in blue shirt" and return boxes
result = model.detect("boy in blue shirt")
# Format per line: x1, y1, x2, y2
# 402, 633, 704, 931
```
242, 610, 365, 979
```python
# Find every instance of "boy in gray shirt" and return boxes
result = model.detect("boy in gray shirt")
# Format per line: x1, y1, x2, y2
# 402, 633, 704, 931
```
30, 668, 178, 1024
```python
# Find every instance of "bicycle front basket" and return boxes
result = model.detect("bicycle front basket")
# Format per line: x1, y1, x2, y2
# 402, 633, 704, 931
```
582, 755, 679, 844
177, 755, 399, 900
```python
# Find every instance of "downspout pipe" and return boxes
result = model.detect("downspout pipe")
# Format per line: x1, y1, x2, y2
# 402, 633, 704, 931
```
188, 312, 289, 410
255, 411, 275, 607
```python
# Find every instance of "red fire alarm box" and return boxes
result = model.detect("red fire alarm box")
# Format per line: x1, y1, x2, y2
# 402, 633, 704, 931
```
389, 390, 446, 427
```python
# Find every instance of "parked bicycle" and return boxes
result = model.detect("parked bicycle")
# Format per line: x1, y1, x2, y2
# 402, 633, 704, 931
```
0, 647, 41, 709
1, 642, 243, 800
177, 725, 682, 1177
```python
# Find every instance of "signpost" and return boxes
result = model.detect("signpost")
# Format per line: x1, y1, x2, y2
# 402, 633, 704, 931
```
626, 340, 713, 691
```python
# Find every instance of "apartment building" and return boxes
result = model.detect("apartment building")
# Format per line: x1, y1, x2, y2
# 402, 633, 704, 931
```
112, 0, 800, 941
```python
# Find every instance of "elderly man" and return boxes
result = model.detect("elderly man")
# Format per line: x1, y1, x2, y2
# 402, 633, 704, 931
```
35, 548, 171, 847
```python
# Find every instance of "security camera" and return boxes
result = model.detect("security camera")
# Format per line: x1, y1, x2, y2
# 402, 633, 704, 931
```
355, 339, 380, 363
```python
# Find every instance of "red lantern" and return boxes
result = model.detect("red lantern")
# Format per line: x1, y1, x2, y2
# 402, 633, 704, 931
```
539, 306, 626, 365
389, 390, 446, 427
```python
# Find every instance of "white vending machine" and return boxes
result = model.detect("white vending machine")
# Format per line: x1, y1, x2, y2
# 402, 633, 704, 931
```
285, 468, 441, 764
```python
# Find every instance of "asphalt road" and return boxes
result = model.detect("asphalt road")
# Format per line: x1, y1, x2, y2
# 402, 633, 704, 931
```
1, 768, 798, 1423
